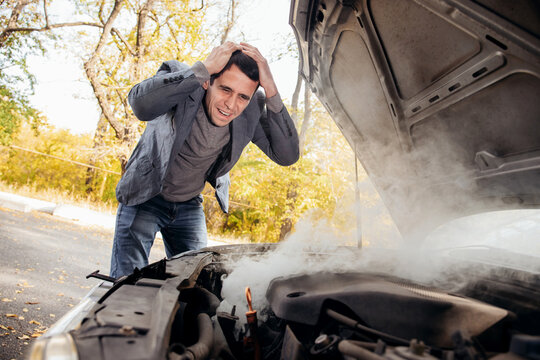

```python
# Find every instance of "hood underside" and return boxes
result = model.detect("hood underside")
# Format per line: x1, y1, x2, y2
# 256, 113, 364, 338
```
289, 0, 540, 240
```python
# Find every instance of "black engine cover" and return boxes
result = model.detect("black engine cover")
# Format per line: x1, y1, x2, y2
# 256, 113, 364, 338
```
266, 272, 508, 347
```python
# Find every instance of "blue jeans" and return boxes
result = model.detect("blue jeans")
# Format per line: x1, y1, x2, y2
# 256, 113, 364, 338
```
110, 194, 207, 278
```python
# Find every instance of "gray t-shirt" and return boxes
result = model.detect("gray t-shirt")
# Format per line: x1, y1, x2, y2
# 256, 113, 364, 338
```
161, 103, 230, 202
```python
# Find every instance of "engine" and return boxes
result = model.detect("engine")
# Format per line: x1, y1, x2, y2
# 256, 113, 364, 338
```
165, 254, 539, 360
68, 246, 540, 360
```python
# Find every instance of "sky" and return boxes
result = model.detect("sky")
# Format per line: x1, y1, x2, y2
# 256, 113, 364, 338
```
28, 0, 299, 134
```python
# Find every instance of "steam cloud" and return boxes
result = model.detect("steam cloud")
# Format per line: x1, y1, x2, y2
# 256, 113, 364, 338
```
219, 204, 540, 321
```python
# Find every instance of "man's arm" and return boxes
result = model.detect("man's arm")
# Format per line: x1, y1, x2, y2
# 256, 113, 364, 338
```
241, 42, 299, 165
251, 91, 300, 166
128, 61, 200, 121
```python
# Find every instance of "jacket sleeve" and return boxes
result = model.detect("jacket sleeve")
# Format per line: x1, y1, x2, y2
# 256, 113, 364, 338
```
128, 60, 201, 121
251, 91, 300, 166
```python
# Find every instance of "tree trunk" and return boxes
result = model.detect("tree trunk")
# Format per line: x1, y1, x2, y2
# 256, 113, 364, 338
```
298, 84, 312, 154
290, 72, 303, 127
85, 114, 109, 193
278, 72, 311, 240
278, 177, 298, 241
133, 0, 157, 80
220, 0, 238, 44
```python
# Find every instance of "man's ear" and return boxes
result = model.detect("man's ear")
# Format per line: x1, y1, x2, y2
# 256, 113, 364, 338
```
202, 80, 209, 90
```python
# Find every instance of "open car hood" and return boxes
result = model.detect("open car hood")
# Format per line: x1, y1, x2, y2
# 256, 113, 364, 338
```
289, 0, 540, 240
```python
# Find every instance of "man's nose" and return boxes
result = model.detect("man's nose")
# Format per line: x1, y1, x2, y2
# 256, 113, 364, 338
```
224, 95, 236, 109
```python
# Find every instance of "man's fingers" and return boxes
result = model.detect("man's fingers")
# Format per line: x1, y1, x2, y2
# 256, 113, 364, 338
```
216, 41, 242, 58
241, 49, 261, 62
224, 41, 242, 52
240, 43, 263, 60
240, 42, 257, 50
203, 42, 242, 75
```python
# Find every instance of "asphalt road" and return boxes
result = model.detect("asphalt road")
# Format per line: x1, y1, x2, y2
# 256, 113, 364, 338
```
0, 207, 166, 360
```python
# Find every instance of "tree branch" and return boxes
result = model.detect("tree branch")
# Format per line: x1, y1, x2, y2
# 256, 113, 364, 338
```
167, 21, 182, 56
84, 0, 126, 140
0, 0, 36, 47
97, 0, 105, 24
111, 27, 135, 56
192, 0, 204, 11
0, 0, 109, 47
220, 0, 237, 45
43, 0, 49, 28
3, 22, 104, 33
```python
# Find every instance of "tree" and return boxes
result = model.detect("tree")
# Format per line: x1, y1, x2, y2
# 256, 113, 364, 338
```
0, 0, 134, 146
0, 0, 52, 142
77, 0, 210, 173
278, 33, 313, 155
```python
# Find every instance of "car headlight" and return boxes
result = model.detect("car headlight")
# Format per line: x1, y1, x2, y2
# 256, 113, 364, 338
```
28, 333, 78, 360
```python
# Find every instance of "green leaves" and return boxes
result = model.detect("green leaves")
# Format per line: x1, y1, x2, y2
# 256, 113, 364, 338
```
0, 86, 43, 146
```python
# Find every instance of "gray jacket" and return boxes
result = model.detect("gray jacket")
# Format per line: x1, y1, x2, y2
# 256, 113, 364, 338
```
116, 60, 299, 212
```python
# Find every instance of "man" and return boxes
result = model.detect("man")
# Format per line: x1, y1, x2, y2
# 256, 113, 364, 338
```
110, 42, 299, 277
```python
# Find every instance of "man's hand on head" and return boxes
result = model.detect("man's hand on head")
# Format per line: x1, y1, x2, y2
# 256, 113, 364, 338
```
203, 41, 242, 75
240, 42, 278, 98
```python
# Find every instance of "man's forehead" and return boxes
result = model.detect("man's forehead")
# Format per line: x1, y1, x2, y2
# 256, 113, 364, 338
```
217, 65, 258, 95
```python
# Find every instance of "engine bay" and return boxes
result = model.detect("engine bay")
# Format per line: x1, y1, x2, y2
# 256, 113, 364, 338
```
71, 245, 540, 360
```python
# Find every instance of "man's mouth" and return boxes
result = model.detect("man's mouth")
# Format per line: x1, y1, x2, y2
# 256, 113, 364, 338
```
218, 108, 231, 117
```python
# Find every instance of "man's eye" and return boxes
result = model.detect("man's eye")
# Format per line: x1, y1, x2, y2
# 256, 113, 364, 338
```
240, 95, 250, 101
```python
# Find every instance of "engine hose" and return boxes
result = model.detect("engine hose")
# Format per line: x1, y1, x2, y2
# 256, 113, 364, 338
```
338, 340, 386, 360
171, 313, 214, 360
326, 309, 410, 346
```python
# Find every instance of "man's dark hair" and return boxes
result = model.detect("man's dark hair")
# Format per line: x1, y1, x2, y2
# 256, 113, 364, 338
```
210, 50, 259, 84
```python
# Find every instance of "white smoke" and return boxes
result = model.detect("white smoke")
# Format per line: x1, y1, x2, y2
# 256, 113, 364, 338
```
219, 217, 366, 316
219, 206, 540, 321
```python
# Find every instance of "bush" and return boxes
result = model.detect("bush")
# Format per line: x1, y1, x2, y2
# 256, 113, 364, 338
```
0, 124, 121, 208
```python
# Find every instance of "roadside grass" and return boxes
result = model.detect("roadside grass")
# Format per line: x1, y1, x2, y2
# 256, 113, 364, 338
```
0, 181, 117, 214
0, 180, 243, 244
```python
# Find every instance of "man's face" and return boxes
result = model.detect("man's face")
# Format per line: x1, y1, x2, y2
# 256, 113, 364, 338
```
203, 64, 259, 127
